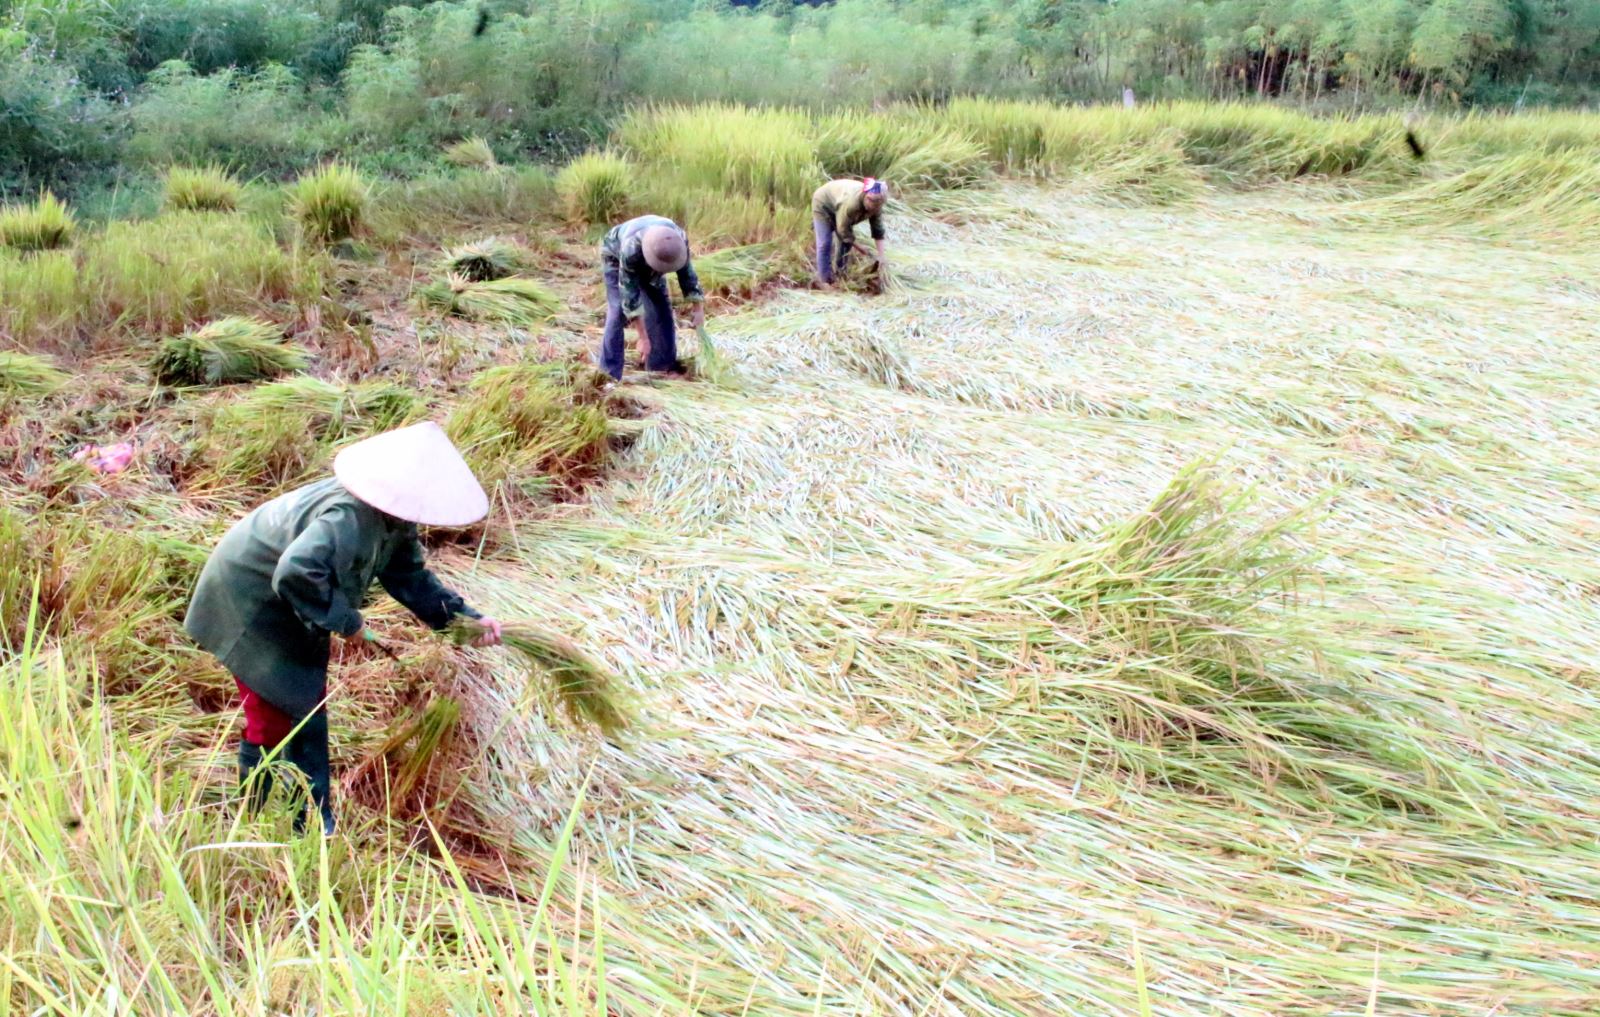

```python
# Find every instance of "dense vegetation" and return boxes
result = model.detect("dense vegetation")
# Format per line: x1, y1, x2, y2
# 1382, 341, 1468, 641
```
6, 0, 1600, 194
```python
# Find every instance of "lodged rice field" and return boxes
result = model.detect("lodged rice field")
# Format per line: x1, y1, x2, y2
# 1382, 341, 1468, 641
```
2, 102, 1599, 1014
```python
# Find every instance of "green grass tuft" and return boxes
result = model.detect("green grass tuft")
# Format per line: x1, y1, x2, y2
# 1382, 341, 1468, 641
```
0, 191, 76, 252
291, 162, 370, 244
151, 316, 307, 387
161, 164, 243, 213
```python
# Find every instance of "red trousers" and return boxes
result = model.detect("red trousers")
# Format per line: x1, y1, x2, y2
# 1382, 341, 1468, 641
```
235, 677, 299, 748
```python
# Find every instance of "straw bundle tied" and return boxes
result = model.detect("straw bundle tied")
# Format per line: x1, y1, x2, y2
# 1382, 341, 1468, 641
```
445, 617, 628, 735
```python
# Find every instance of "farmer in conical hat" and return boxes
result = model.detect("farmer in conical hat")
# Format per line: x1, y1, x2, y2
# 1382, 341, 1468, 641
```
812, 177, 888, 289
183, 422, 503, 836
598, 214, 705, 380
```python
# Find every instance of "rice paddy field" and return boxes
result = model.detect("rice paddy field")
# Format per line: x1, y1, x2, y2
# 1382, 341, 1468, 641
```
3, 102, 1600, 1015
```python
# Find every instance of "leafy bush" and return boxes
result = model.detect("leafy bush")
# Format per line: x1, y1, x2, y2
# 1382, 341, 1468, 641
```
0, 52, 119, 192
161, 164, 243, 212
555, 150, 632, 227
151, 316, 306, 386
291, 162, 368, 243
127, 61, 335, 172
0, 192, 76, 252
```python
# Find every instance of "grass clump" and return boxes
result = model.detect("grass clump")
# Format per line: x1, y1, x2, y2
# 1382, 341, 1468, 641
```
416, 275, 559, 326
446, 361, 612, 502
440, 237, 528, 282
188, 376, 419, 494
0, 351, 69, 400
0, 251, 79, 346
151, 316, 306, 387
291, 162, 369, 244
0, 191, 75, 252
161, 164, 243, 212
447, 617, 629, 736
555, 150, 633, 227
443, 136, 499, 171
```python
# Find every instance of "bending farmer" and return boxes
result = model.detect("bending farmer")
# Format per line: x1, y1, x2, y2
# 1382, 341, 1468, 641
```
183, 422, 503, 836
812, 177, 888, 288
599, 214, 705, 380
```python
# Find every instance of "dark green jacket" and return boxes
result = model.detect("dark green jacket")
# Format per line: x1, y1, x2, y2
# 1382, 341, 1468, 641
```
812, 179, 886, 244
183, 478, 476, 717
601, 215, 704, 321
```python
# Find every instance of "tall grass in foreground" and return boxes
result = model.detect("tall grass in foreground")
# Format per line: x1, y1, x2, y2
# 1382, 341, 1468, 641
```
0, 633, 611, 1015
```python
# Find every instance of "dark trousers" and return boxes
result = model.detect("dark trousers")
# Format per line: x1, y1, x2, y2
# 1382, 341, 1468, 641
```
814, 215, 853, 284
235, 675, 333, 834
599, 260, 678, 380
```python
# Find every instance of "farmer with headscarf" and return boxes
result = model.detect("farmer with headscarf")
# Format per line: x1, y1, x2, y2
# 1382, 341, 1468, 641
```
183, 422, 503, 836
598, 214, 704, 380
812, 177, 888, 288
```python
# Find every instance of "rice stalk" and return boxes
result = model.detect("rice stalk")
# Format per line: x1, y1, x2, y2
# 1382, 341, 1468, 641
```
447, 617, 629, 736
0, 191, 75, 252
150, 316, 307, 386
0, 351, 69, 399
291, 162, 369, 244
443, 137, 499, 171
439, 237, 527, 282
416, 274, 560, 326
161, 164, 243, 213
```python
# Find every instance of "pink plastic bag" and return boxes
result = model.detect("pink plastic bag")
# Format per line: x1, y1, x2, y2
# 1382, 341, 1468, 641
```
72, 441, 136, 475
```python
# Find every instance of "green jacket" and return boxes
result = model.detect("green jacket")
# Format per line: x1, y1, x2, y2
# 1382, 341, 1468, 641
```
812, 180, 886, 244
601, 215, 705, 321
183, 478, 476, 717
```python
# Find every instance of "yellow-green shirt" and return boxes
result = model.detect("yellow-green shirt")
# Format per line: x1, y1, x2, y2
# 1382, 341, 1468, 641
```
811, 179, 886, 243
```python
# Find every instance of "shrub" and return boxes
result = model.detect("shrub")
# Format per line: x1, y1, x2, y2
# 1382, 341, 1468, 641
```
446, 361, 612, 502
555, 150, 633, 227
151, 316, 307, 386
291, 162, 369, 243
127, 61, 334, 172
416, 275, 559, 326
0, 192, 76, 252
161, 165, 243, 212
0, 52, 118, 192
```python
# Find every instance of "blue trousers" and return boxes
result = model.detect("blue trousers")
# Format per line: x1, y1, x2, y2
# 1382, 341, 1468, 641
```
599, 260, 678, 380
814, 216, 853, 284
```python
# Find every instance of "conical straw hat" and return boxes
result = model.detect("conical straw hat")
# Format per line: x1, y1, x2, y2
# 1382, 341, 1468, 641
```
333, 422, 488, 527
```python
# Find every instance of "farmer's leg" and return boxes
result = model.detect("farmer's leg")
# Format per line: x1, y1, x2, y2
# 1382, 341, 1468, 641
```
641, 278, 680, 372
813, 216, 836, 285
837, 235, 854, 278
598, 260, 626, 380
282, 705, 334, 836
235, 676, 295, 813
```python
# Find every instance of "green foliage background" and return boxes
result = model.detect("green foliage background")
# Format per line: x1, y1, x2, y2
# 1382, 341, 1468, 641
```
4, 0, 1600, 192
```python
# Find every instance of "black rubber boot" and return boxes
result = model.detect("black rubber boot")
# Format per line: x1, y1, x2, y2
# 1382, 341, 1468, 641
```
238, 740, 273, 814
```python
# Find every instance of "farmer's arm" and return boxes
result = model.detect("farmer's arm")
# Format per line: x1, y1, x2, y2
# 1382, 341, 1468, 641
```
677, 254, 705, 328
378, 529, 477, 629
271, 509, 365, 638
378, 531, 505, 646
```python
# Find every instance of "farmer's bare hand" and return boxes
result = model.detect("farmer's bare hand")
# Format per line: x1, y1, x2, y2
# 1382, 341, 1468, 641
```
691, 303, 705, 330
472, 617, 504, 647
633, 319, 651, 362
